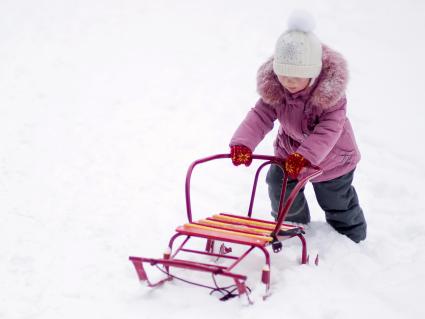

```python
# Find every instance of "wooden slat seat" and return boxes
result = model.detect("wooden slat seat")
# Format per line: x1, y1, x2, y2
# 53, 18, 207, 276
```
210, 213, 302, 231
175, 213, 303, 247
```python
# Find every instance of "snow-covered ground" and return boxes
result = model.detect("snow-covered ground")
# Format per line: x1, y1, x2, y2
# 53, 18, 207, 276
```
1, 0, 425, 318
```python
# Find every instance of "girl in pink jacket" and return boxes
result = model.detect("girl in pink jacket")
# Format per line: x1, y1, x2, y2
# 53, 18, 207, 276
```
229, 15, 366, 242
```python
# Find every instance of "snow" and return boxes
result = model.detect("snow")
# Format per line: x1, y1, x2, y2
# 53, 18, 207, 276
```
1, 0, 425, 318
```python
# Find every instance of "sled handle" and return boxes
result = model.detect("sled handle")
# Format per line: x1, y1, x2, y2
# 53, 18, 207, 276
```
185, 154, 322, 226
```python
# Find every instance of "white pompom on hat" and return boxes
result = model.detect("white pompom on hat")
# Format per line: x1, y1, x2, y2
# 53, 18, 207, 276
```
273, 11, 323, 79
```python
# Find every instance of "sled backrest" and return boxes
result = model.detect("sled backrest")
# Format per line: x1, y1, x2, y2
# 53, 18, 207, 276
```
184, 154, 322, 237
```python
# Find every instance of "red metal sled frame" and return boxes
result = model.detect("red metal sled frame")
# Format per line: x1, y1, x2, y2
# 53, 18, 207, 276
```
129, 154, 322, 302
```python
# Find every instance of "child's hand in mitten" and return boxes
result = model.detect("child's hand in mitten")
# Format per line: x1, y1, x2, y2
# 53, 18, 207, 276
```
285, 153, 309, 179
230, 145, 252, 166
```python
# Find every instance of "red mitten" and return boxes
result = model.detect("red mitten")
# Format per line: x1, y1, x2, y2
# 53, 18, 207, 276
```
230, 145, 253, 166
285, 153, 309, 179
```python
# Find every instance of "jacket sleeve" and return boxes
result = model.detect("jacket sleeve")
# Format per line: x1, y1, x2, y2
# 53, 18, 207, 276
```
296, 97, 347, 166
229, 98, 277, 151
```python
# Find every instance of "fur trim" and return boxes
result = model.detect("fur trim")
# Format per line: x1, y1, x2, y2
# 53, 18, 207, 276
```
257, 45, 348, 110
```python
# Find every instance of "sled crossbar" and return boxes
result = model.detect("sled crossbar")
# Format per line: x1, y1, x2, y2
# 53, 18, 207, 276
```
129, 256, 247, 281
129, 255, 251, 301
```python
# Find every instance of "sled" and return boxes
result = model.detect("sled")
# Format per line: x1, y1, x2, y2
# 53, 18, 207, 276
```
129, 154, 322, 303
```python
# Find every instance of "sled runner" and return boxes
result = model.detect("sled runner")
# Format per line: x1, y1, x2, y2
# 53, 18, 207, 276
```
129, 154, 322, 303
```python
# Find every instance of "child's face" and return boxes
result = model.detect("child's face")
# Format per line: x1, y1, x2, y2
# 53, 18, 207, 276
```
277, 75, 310, 94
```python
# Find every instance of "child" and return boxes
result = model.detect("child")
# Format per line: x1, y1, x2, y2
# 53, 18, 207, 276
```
229, 13, 366, 243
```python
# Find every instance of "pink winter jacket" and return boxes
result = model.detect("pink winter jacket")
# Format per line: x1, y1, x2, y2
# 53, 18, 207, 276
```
230, 45, 361, 182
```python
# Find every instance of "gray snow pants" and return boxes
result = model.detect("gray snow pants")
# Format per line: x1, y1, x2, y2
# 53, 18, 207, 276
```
266, 164, 367, 243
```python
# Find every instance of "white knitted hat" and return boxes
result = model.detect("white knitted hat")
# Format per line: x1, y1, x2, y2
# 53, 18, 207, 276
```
273, 11, 322, 78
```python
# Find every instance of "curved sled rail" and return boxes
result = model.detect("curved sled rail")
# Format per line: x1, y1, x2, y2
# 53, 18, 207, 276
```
184, 153, 323, 236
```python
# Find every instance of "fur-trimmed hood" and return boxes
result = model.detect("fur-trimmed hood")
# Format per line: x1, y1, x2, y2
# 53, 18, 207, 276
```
256, 45, 348, 110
